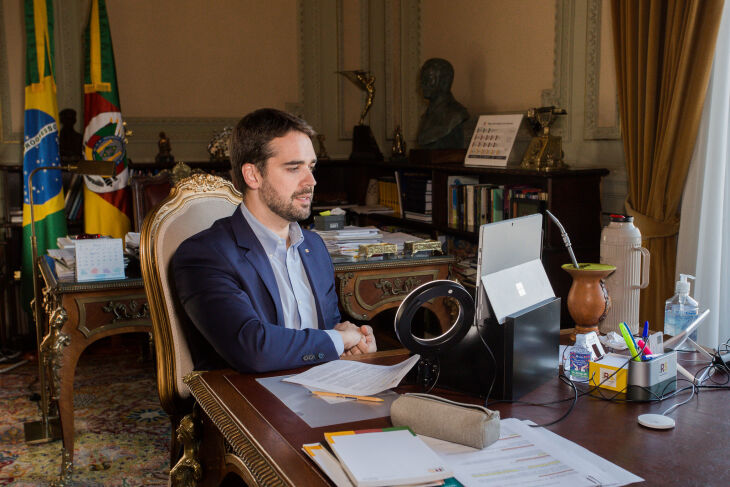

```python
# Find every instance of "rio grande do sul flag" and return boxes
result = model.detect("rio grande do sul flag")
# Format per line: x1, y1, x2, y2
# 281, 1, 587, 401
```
82, 0, 131, 238
22, 0, 67, 305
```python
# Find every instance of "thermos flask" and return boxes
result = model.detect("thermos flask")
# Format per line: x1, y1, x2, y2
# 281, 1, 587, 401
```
599, 215, 650, 335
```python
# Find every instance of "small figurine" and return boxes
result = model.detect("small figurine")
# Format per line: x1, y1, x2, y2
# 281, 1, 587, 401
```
392, 126, 407, 159
155, 131, 174, 164
208, 126, 232, 161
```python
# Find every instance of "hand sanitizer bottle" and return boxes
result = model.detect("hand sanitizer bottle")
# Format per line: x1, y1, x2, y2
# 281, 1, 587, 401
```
570, 334, 592, 382
664, 274, 699, 345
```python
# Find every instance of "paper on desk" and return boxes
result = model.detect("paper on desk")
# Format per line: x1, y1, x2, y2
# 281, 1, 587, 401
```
523, 420, 643, 486
283, 354, 420, 396
421, 418, 643, 487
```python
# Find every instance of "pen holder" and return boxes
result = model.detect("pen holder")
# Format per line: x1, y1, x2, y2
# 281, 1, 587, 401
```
589, 351, 677, 401
627, 351, 677, 401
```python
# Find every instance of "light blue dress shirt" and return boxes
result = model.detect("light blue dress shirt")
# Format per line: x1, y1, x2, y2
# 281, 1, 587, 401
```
240, 204, 344, 355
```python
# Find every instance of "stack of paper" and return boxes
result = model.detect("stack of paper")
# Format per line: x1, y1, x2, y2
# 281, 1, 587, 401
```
314, 226, 383, 261
47, 249, 76, 280
305, 427, 453, 487
283, 354, 420, 396
422, 418, 643, 486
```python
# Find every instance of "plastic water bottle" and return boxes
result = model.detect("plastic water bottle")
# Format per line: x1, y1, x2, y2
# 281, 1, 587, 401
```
570, 334, 592, 382
664, 274, 699, 346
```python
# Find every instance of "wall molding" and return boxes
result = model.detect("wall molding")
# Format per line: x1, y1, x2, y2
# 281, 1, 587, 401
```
542, 0, 574, 143
584, 0, 620, 140
123, 116, 238, 163
0, 0, 22, 157
300, 0, 421, 158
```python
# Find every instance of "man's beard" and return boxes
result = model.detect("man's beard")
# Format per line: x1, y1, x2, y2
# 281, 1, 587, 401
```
260, 180, 313, 222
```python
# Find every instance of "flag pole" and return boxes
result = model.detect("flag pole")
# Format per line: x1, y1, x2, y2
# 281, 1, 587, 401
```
23, 161, 115, 444
24, 166, 60, 443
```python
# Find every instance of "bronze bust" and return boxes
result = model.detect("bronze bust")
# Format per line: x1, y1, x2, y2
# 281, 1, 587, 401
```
417, 58, 469, 150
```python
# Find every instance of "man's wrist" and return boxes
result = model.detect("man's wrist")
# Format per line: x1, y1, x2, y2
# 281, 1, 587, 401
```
324, 329, 345, 355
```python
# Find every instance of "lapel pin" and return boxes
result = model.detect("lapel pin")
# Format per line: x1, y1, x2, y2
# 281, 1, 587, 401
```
305, 248, 310, 253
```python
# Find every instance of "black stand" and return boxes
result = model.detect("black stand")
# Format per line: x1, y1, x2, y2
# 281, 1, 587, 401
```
485, 297, 561, 400
436, 297, 560, 400
350, 125, 383, 161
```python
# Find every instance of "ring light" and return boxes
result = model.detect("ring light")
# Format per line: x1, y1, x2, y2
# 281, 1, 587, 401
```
394, 280, 474, 354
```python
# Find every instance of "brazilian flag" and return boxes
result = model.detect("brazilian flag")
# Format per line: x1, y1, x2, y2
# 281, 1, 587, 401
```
22, 0, 67, 307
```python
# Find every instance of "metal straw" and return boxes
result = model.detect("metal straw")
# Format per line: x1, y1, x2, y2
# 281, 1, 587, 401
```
545, 210, 580, 268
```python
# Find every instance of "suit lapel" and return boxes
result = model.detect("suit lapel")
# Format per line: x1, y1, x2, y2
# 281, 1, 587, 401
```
231, 206, 284, 326
299, 235, 326, 330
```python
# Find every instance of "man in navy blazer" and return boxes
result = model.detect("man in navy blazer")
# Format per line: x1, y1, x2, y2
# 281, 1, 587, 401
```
172, 109, 375, 373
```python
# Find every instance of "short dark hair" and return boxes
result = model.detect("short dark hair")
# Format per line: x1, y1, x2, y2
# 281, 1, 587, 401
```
229, 108, 315, 193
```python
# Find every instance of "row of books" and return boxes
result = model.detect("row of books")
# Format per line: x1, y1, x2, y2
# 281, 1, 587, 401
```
377, 177, 401, 215
376, 172, 434, 223
447, 175, 547, 232
397, 171, 432, 223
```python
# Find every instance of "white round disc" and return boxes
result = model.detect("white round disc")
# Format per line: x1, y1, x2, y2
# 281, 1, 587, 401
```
637, 414, 675, 430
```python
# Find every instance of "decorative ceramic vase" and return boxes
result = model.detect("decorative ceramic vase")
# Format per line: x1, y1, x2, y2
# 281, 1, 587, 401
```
562, 263, 616, 341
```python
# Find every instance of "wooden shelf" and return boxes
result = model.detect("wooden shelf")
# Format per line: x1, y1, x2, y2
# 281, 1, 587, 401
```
315, 156, 609, 328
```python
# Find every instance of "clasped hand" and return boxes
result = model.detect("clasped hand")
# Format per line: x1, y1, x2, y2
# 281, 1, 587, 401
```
334, 321, 377, 357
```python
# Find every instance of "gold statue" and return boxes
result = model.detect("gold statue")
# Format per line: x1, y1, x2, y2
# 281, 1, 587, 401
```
338, 70, 375, 125
337, 69, 383, 160
521, 106, 568, 171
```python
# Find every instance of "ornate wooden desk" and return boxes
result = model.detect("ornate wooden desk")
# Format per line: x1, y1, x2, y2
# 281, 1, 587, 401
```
333, 255, 454, 327
38, 258, 152, 483
180, 351, 730, 487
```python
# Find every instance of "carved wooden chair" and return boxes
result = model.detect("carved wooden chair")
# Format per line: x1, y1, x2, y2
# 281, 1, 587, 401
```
130, 162, 193, 232
139, 173, 241, 477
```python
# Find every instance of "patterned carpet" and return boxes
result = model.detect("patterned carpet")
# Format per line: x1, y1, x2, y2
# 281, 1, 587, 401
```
0, 337, 169, 486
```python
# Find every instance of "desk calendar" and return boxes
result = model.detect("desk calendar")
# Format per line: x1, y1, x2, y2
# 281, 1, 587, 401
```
75, 238, 125, 282
464, 114, 530, 167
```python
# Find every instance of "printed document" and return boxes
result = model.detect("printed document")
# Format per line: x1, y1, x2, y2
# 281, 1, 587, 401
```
283, 354, 420, 396
422, 418, 643, 487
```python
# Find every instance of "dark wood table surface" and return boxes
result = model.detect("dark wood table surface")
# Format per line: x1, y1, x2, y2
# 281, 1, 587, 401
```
186, 350, 730, 486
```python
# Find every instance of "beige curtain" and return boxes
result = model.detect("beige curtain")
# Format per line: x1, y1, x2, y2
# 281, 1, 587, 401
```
611, 0, 724, 330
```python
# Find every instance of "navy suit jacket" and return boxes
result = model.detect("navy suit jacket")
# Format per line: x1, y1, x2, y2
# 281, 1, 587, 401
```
171, 204, 342, 373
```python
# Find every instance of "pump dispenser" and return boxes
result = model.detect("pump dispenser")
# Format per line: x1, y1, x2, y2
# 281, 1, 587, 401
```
664, 274, 699, 345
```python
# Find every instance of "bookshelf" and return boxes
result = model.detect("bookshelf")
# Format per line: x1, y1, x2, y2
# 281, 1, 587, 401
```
312, 153, 609, 327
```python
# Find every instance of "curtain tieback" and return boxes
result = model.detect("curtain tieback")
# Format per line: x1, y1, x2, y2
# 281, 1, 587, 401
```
625, 202, 679, 240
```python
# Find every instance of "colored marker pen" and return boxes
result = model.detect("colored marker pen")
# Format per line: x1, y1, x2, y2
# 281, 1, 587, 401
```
619, 322, 641, 362
637, 339, 653, 355
642, 321, 649, 341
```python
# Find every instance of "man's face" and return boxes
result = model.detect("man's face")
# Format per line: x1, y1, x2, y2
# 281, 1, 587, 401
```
258, 130, 317, 223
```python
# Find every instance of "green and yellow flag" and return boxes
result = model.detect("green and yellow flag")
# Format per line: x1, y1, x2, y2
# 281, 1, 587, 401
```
22, 0, 67, 305
82, 0, 131, 238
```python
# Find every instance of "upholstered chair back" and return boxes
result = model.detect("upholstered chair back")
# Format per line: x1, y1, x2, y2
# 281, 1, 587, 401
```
140, 173, 241, 419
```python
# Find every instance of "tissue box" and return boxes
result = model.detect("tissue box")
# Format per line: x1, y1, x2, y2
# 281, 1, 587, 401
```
314, 214, 345, 230
589, 353, 628, 392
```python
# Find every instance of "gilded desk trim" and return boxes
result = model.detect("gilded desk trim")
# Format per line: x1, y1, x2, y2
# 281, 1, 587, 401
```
335, 256, 454, 321
76, 294, 150, 338
333, 255, 454, 272
355, 269, 439, 311
184, 371, 292, 487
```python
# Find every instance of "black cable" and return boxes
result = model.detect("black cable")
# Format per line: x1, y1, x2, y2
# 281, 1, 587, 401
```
474, 318, 497, 406
528, 374, 578, 427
